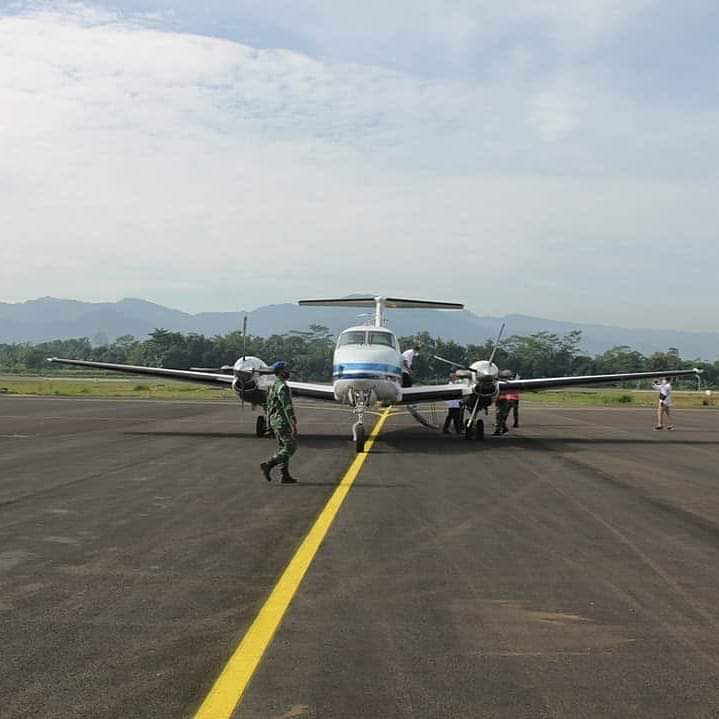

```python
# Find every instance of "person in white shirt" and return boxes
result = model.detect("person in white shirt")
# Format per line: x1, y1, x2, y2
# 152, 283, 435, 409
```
401, 346, 420, 388
442, 372, 464, 434
652, 377, 674, 430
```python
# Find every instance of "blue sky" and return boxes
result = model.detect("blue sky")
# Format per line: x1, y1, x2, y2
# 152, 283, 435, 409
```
1, 1, 718, 330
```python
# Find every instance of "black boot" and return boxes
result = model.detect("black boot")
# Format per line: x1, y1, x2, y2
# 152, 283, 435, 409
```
260, 458, 278, 482
280, 465, 298, 484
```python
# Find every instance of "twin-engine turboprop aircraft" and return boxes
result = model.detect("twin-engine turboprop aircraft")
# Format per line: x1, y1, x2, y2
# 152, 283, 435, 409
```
49, 296, 702, 452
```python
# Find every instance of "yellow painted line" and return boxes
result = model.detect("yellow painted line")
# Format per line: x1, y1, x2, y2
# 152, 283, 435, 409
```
193, 408, 392, 719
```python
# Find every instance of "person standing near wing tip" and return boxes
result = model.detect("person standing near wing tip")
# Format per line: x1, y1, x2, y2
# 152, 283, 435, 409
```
260, 361, 299, 483
442, 371, 464, 434
401, 345, 420, 388
652, 376, 674, 431
504, 374, 520, 428
493, 369, 515, 435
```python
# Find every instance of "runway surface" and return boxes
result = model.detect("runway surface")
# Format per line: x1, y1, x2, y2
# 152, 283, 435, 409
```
2, 396, 719, 718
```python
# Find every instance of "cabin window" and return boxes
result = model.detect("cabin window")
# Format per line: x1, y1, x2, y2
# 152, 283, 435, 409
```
338, 331, 367, 347
368, 331, 395, 348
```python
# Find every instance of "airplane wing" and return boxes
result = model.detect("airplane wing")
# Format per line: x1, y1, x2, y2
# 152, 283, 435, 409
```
500, 368, 701, 392
47, 358, 235, 387
399, 383, 466, 404
287, 380, 336, 401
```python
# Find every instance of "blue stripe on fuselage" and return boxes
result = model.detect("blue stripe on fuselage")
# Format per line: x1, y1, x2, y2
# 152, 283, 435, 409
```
333, 362, 402, 375
333, 372, 400, 380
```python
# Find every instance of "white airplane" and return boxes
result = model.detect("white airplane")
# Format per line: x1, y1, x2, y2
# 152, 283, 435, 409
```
48, 296, 702, 452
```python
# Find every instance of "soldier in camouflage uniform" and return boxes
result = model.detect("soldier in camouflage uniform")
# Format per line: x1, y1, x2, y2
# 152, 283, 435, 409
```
260, 361, 299, 483
493, 369, 514, 435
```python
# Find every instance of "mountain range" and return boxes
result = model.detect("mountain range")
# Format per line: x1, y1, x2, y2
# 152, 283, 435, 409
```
1, 297, 718, 359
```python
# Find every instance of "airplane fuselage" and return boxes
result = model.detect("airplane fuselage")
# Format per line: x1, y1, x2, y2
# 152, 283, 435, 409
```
230, 326, 404, 408
331, 325, 403, 405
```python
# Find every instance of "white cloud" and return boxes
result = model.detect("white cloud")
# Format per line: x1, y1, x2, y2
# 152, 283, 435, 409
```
1, 4, 492, 145
178, 0, 659, 78
523, 0, 656, 44
1, 2, 718, 332
527, 80, 585, 141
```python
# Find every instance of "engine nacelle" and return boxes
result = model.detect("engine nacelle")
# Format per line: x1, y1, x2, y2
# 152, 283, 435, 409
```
468, 360, 499, 399
231, 356, 270, 403
232, 375, 257, 393
469, 360, 499, 379
233, 356, 268, 375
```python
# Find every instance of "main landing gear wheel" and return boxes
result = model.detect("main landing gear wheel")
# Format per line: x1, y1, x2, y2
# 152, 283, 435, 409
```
256, 415, 266, 438
464, 420, 484, 441
355, 424, 366, 453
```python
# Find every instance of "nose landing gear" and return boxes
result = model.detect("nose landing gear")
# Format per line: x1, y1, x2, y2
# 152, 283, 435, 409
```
353, 422, 366, 453
349, 389, 372, 453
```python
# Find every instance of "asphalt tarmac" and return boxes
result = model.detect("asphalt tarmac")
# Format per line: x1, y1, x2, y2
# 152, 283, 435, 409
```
2, 396, 719, 718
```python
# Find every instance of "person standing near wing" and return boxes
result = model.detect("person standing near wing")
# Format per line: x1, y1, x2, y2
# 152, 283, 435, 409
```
401, 345, 420, 388
442, 371, 464, 434
260, 361, 299, 483
493, 370, 515, 435
504, 378, 520, 428
652, 376, 674, 431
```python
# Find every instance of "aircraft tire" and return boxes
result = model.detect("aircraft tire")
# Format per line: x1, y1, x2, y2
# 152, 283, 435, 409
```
355, 425, 366, 453
256, 415, 266, 438
464, 423, 474, 440
475, 419, 484, 440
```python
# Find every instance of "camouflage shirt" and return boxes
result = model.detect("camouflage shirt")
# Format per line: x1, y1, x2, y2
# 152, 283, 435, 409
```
266, 378, 296, 430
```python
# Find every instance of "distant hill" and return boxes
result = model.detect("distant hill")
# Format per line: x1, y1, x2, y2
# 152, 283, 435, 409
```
1, 296, 718, 359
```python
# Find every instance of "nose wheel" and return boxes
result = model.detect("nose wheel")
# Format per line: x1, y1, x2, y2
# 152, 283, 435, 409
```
353, 422, 366, 453
464, 397, 485, 442
464, 419, 485, 440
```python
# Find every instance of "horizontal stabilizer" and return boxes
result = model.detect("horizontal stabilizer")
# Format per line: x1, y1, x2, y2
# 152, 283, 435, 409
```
299, 297, 463, 310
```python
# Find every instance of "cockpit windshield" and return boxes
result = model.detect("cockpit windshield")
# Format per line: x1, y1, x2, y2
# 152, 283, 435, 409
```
368, 331, 396, 348
338, 331, 367, 347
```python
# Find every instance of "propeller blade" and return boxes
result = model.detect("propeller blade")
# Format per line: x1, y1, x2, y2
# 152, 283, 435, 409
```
433, 355, 472, 371
242, 316, 248, 361
487, 322, 506, 365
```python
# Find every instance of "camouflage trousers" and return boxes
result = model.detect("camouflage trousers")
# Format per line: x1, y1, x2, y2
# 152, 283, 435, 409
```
508, 399, 519, 425
494, 399, 511, 431
270, 426, 297, 466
